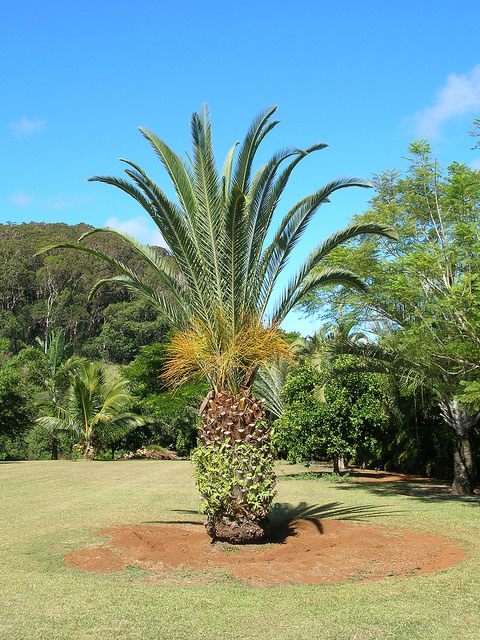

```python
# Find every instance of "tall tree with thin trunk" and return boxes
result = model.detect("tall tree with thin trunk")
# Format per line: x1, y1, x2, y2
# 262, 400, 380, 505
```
301, 141, 480, 495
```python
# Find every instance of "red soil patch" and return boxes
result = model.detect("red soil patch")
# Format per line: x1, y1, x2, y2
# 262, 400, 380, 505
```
64, 519, 465, 586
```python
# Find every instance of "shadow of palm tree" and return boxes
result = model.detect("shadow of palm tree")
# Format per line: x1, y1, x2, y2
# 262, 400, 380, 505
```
143, 503, 403, 543
144, 509, 205, 526
266, 500, 401, 543
335, 481, 480, 503
271, 500, 398, 523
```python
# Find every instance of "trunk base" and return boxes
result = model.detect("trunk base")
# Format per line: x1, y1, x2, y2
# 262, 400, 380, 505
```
451, 433, 474, 496
205, 515, 269, 544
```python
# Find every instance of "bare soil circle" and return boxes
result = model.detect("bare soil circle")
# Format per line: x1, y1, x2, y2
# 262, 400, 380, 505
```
64, 517, 465, 586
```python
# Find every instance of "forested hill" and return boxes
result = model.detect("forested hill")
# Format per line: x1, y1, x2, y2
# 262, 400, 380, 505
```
0, 222, 170, 363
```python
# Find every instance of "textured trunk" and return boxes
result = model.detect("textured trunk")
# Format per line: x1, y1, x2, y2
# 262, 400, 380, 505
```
199, 390, 269, 448
83, 442, 96, 460
452, 433, 474, 496
333, 456, 340, 475
439, 399, 477, 496
333, 455, 346, 475
197, 390, 274, 543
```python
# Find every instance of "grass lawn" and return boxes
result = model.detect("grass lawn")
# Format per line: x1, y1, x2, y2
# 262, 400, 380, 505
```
1, 459, 479, 640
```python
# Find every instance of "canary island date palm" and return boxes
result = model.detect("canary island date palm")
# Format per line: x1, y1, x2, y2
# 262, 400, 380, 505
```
40, 105, 391, 541
36, 361, 148, 459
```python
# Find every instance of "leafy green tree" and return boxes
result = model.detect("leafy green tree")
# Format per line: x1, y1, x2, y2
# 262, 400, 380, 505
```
123, 342, 208, 455
301, 142, 480, 494
275, 357, 390, 470
0, 349, 36, 459
289, 320, 368, 471
40, 105, 390, 541
36, 361, 148, 459
85, 300, 171, 364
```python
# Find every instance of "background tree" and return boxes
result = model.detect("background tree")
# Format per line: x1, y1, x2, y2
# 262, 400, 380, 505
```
301, 142, 480, 494
0, 346, 37, 459
41, 105, 391, 542
36, 361, 148, 459
469, 117, 480, 149
122, 342, 208, 456
32, 328, 81, 459
275, 354, 391, 471
83, 300, 171, 364
0, 222, 171, 358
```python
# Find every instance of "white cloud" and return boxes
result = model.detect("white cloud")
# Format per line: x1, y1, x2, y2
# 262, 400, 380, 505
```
9, 190, 33, 207
413, 64, 480, 138
46, 194, 94, 210
9, 117, 46, 136
105, 215, 166, 247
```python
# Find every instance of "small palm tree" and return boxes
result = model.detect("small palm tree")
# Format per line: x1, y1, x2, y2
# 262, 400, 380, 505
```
37, 361, 148, 459
40, 106, 391, 539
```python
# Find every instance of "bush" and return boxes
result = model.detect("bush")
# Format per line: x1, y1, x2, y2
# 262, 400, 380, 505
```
275, 364, 388, 466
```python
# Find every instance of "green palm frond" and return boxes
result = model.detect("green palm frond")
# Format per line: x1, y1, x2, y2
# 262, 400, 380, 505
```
271, 268, 367, 324
137, 128, 196, 218
36, 362, 148, 458
254, 180, 375, 314
253, 360, 290, 419
41, 105, 388, 393
232, 106, 279, 193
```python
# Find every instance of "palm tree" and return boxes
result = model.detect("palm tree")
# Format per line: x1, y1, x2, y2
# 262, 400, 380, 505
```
34, 328, 76, 459
39, 105, 391, 540
36, 361, 148, 459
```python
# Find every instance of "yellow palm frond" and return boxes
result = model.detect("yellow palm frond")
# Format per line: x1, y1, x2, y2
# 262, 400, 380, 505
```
162, 310, 293, 393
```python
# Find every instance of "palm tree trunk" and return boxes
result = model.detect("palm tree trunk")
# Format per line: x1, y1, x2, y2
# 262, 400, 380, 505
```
333, 456, 341, 475
197, 390, 274, 543
83, 442, 95, 460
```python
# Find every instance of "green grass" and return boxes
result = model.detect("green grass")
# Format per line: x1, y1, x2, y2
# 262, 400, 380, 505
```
1, 459, 479, 640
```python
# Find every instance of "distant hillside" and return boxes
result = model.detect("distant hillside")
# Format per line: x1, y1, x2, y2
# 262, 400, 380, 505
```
0, 222, 170, 362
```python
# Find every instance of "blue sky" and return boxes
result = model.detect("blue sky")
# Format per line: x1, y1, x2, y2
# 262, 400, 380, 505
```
2, 0, 480, 334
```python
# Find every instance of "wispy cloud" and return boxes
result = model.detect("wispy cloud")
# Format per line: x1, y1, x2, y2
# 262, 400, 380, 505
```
105, 215, 166, 247
9, 190, 34, 207
46, 194, 94, 210
412, 64, 480, 138
7, 190, 93, 210
9, 117, 46, 136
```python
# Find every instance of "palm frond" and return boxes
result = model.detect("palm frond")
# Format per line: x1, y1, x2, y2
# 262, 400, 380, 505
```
232, 106, 279, 193
221, 141, 239, 203
271, 268, 366, 324
90, 167, 212, 320
225, 185, 247, 324
190, 107, 224, 308
255, 178, 374, 314
253, 360, 290, 419
137, 128, 196, 218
